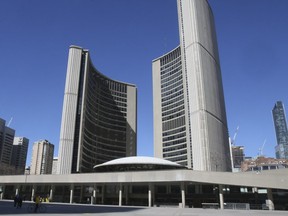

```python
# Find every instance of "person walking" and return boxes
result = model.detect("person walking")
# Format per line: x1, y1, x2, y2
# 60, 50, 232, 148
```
34, 195, 40, 213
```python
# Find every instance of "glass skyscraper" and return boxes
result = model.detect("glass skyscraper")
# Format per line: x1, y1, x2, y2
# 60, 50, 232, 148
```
57, 46, 137, 174
153, 0, 231, 171
272, 101, 288, 159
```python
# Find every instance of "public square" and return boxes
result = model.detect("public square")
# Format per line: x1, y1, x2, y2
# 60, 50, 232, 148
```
0, 200, 287, 216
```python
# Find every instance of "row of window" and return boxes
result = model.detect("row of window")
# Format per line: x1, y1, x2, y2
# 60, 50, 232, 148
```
162, 131, 186, 142
90, 67, 127, 94
161, 84, 183, 98
162, 94, 184, 108
162, 98, 184, 112
163, 144, 187, 153
161, 79, 183, 95
162, 110, 185, 122
160, 63, 182, 81
163, 149, 187, 158
161, 66, 182, 84
86, 90, 127, 115
162, 90, 184, 104
162, 126, 186, 137
86, 93, 126, 120
83, 126, 126, 145
162, 104, 185, 118
162, 116, 186, 131
163, 137, 186, 148
165, 155, 187, 163
85, 110, 127, 132
160, 56, 181, 72
160, 47, 181, 69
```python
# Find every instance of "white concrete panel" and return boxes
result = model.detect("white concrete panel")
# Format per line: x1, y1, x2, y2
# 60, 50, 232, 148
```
58, 47, 83, 174
152, 60, 163, 158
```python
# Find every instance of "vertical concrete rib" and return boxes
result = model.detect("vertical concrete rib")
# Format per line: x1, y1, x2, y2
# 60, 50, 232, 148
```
58, 46, 82, 174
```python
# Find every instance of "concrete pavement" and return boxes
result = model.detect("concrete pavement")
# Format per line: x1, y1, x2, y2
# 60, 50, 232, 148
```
0, 200, 287, 216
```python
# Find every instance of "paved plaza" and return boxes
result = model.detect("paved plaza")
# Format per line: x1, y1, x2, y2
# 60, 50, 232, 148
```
0, 200, 287, 216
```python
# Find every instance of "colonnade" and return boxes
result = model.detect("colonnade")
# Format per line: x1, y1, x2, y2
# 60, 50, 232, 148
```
1, 183, 275, 210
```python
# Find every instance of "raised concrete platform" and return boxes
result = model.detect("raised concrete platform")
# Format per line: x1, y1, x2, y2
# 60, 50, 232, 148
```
0, 200, 287, 216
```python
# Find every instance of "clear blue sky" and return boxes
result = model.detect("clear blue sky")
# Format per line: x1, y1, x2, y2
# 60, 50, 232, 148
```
1, 0, 287, 166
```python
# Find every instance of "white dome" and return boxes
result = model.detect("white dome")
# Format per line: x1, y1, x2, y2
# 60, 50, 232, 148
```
93, 156, 183, 169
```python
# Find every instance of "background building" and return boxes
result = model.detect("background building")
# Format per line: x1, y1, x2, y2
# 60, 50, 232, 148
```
52, 157, 58, 175
152, 0, 231, 171
0, 118, 16, 175
11, 137, 29, 174
272, 101, 288, 159
30, 140, 54, 175
241, 156, 288, 172
231, 146, 245, 172
57, 46, 137, 174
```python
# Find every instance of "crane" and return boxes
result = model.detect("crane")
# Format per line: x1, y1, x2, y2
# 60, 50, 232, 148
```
229, 126, 239, 171
7, 117, 13, 127
258, 139, 266, 157
230, 126, 239, 146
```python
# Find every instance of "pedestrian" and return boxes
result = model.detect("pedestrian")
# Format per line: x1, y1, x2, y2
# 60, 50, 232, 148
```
13, 194, 19, 207
34, 195, 40, 213
17, 195, 22, 208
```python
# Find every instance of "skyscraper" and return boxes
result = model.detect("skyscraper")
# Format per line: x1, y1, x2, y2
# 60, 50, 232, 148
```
57, 46, 137, 174
152, 0, 231, 171
30, 140, 54, 175
11, 137, 29, 174
0, 118, 15, 165
272, 101, 288, 159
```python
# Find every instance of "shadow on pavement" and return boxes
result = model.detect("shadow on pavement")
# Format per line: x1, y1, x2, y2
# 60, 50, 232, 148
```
0, 200, 144, 214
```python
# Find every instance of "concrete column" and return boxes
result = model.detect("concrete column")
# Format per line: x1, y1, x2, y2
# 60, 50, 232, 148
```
181, 182, 185, 208
125, 185, 129, 205
0, 186, 4, 200
93, 188, 96, 205
49, 186, 54, 202
218, 185, 224, 210
15, 187, 19, 196
102, 185, 105, 204
31, 188, 35, 201
148, 183, 152, 207
195, 184, 202, 194
266, 188, 274, 210
69, 186, 73, 204
119, 184, 122, 206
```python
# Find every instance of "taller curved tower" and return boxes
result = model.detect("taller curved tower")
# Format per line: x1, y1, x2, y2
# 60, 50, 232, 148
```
58, 46, 137, 174
153, 0, 231, 171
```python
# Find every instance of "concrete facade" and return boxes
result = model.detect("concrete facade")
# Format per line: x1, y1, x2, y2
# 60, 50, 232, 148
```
153, 0, 231, 171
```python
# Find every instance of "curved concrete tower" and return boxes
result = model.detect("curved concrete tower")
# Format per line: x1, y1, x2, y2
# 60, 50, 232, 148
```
58, 46, 137, 174
153, 0, 231, 171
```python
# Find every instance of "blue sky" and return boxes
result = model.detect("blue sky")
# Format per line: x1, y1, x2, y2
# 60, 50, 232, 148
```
0, 0, 287, 166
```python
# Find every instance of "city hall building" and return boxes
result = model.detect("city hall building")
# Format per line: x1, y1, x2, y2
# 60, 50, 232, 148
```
0, 156, 287, 210
152, 0, 231, 171
57, 46, 137, 174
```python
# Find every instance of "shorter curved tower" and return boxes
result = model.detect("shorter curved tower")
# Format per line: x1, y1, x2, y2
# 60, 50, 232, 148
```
58, 46, 137, 174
